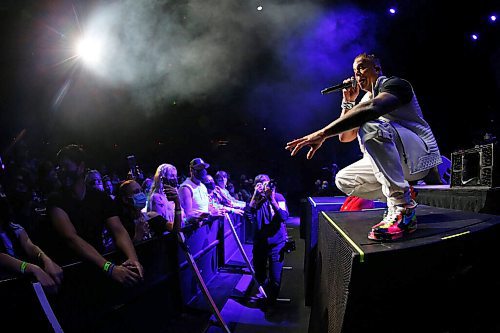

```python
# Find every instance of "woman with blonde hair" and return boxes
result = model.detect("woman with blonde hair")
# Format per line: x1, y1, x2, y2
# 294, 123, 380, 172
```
147, 163, 183, 230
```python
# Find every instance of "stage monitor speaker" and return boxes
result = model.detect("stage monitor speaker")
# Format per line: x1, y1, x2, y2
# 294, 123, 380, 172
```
302, 197, 346, 306
302, 197, 387, 306
308, 206, 500, 333
451, 142, 498, 188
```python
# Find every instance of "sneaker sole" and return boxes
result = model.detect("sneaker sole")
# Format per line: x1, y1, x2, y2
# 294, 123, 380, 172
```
368, 225, 417, 241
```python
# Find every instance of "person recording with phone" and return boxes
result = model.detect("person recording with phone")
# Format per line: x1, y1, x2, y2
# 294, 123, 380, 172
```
147, 163, 183, 231
118, 180, 180, 242
286, 53, 441, 241
246, 174, 288, 306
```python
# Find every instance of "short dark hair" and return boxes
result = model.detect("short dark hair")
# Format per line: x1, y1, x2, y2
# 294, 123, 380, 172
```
354, 52, 382, 71
56, 144, 86, 165
119, 179, 135, 197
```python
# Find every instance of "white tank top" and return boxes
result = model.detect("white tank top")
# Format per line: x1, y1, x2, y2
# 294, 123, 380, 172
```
180, 178, 209, 216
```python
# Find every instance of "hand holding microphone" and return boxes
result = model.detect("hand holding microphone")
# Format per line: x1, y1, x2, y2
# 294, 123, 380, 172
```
341, 77, 359, 102
321, 77, 357, 95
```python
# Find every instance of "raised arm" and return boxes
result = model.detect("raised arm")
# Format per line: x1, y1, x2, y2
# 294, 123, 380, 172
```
285, 92, 402, 159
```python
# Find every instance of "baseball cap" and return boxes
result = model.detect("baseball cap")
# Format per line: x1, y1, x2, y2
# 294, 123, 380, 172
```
190, 158, 210, 170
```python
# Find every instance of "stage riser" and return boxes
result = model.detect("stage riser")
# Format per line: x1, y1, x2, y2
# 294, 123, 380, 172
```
301, 197, 386, 306
309, 206, 500, 333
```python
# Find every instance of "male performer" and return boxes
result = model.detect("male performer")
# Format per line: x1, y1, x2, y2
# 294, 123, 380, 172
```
286, 53, 441, 241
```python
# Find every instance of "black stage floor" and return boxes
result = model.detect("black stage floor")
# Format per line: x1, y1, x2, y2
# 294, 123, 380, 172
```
311, 205, 500, 333
321, 204, 500, 250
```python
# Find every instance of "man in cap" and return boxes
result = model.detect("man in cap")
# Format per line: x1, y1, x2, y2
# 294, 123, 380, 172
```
178, 158, 210, 220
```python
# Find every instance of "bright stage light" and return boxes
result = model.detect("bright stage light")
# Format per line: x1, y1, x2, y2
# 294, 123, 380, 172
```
76, 37, 103, 66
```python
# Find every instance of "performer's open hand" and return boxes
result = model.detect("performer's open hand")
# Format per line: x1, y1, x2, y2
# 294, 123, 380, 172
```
285, 129, 327, 159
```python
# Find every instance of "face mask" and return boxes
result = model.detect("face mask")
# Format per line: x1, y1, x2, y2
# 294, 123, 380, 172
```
194, 169, 207, 181
132, 192, 147, 209
205, 182, 216, 191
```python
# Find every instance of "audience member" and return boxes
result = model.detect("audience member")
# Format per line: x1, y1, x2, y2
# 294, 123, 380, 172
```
0, 192, 63, 294
214, 171, 246, 209
47, 144, 143, 286
178, 158, 210, 220
246, 174, 289, 305
148, 163, 183, 231
237, 174, 253, 203
102, 175, 116, 200
203, 175, 244, 216
117, 180, 174, 242
85, 169, 104, 192
141, 178, 153, 198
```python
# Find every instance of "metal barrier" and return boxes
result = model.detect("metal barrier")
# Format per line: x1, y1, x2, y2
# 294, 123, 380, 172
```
0, 214, 244, 332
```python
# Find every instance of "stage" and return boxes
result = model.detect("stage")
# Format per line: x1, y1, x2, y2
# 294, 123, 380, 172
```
413, 185, 500, 215
309, 205, 500, 333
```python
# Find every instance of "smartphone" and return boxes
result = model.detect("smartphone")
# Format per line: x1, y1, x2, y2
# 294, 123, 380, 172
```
126, 155, 137, 170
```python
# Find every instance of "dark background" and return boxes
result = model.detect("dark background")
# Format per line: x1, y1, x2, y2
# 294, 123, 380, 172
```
0, 0, 498, 214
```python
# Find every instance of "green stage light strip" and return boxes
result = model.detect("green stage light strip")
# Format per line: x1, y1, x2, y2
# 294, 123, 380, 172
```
441, 231, 470, 240
322, 211, 365, 263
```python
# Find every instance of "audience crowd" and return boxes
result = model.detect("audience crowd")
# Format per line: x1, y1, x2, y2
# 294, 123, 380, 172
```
0, 143, 278, 292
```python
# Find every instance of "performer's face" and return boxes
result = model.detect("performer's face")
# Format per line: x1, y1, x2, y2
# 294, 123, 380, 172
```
353, 58, 380, 92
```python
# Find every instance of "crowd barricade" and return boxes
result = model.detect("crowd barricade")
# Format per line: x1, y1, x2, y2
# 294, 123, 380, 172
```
218, 213, 245, 266
0, 213, 244, 332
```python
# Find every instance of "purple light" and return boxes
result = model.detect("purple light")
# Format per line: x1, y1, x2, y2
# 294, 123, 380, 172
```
389, 8, 396, 15
490, 15, 497, 22
471, 34, 478, 40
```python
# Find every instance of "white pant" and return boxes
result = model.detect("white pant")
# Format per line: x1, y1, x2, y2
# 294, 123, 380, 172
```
335, 120, 429, 207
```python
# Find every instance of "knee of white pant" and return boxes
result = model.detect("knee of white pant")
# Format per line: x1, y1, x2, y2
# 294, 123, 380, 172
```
335, 171, 351, 194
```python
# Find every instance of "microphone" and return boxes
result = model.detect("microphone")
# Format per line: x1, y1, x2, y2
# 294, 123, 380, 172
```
321, 78, 356, 95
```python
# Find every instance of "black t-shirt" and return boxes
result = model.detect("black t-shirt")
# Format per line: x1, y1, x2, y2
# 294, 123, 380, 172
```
47, 188, 119, 257
0, 223, 24, 258
379, 76, 413, 105
246, 192, 288, 245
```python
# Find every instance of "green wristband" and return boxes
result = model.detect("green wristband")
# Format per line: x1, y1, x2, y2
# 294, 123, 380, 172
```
20, 261, 28, 274
103, 261, 112, 273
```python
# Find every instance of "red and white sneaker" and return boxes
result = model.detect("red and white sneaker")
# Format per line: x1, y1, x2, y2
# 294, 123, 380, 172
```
368, 200, 418, 241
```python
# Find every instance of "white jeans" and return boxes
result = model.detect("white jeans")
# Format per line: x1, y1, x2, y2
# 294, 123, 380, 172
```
335, 120, 429, 207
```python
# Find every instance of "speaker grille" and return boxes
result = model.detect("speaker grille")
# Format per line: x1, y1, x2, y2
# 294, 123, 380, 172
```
319, 215, 354, 333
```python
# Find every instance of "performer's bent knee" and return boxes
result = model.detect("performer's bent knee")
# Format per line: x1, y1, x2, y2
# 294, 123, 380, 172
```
335, 172, 352, 195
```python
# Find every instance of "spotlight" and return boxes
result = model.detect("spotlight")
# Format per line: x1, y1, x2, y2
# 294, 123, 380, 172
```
388, 8, 396, 15
490, 15, 497, 22
257, 5, 263, 11
471, 34, 479, 40
76, 36, 103, 66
